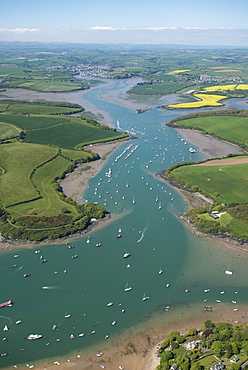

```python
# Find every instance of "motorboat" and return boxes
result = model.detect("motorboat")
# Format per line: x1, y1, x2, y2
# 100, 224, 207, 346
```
225, 270, 233, 275
111, 321, 116, 326
64, 314, 71, 318
123, 253, 131, 258
27, 334, 43, 340
78, 333, 85, 337
107, 301, 114, 307
165, 283, 170, 288
23, 273, 31, 277
3, 325, 8, 331
0, 300, 13, 308
95, 243, 102, 247
158, 268, 163, 274
15, 320, 22, 325
71, 255, 78, 258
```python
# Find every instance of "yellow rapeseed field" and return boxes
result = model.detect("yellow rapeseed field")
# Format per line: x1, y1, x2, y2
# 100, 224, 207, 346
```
167, 69, 191, 75
203, 84, 237, 91
167, 93, 226, 108
236, 84, 248, 90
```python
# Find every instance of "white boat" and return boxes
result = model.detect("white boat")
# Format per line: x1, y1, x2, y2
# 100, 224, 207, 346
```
158, 202, 162, 210
132, 196, 136, 204
189, 148, 196, 153
155, 195, 159, 202
124, 282, 132, 292
118, 228, 122, 233
15, 320, 22, 325
126, 264, 131, 268
165, 283, 170, 288
123, 252, 131, 258
27, 334, 43, 340
111, 321, 116, 326
105, 335, 109, 339
3, 325, 8, 331
158, 268, 163, 274
225, 270, 233, 275
107, 301, 114, 307
204, 289, 210, 293
78, 333, 85, 337
142, 294, 149, 301
64, 314, 71, 318
220, 291, 225, 294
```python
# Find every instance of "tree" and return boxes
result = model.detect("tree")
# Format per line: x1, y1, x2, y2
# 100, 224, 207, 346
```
211, 341, 224, 357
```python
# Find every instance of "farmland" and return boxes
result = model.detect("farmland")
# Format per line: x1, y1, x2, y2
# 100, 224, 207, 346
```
167, 111, 248, 151
0, 97, 127, 240
167, 93, 226, 108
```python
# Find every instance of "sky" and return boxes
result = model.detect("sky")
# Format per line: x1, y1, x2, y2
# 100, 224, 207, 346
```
1, 0, 248, 45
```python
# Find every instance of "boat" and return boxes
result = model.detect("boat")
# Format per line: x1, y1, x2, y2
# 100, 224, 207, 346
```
71, 255, 78, 259
111, 321, 116, 326
118, 228, 122, 233
124, 282, 132, 292
158, 268, 163, 274
185, 289, 190, 293
132, 196, 136, 204
15, 320, 22, 325
107, 301, 114, 307
204, 289, 210, 293
126, 264, 131, 268
0, 300, 13, 308
3, 325, 8, 331
155, 195, 159, 202
220, 291, 225, 295
165, 283, 170, 288
52, 325, 58, 331
105, 335, 109, 339
225, 270, 233, 275
121, 309, 125, 313
95, 243, 102, 247
158, 202, 162, 210
23, 273, 31, 278
70, 334, 75, 339
78, 333, 85, 337
142, 294, 150, 301
123, 253, 131, 258
232, 300, 237, 304
41, 259, 47, 263
116, 234, 122, 239
189, 147, 196, 153
27, 334, 43, 340
64, 314, 71, 318
203, 305, 213, 312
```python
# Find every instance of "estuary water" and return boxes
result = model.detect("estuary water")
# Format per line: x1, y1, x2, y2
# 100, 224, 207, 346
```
0, 80, 247, 368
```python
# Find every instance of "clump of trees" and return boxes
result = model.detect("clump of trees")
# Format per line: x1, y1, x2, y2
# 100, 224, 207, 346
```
157, 321, 248, 370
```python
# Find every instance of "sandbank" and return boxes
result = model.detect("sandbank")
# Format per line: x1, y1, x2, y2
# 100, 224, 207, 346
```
27, 303, 248, 370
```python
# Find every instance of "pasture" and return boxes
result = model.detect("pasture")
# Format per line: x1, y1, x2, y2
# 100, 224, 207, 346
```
171, 157, 248, 204
168, 115, 248, 149
0, 122, 21, 140
0, 102, 83, 115
0, 142, 95, 219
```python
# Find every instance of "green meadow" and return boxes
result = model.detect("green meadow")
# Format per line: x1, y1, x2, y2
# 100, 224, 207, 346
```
172, 158, 248, 205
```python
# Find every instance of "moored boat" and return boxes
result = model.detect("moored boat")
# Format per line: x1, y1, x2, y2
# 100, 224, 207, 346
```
0, 300, 13, 308
123, 253, 131, 258
27, 334, 43, 340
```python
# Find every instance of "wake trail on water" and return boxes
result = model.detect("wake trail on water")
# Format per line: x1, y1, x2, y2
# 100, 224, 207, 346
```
0, 315, 12, 324
42, 286, 73, 290
137, 225, 148, 243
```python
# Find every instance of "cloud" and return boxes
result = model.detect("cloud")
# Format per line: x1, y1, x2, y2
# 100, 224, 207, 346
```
0, 28, 40, 33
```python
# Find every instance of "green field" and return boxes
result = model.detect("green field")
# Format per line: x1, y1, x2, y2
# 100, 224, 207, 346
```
0, 142, 58, 207
168, 115, 248, 151
172, 158, 248, 204
0, 122, 21, 140
0, 101, 83, 115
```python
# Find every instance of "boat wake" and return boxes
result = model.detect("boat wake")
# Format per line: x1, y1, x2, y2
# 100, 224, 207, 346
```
137, 226, 148, 243
0, 315, 12, 324
42, 286, 72, 290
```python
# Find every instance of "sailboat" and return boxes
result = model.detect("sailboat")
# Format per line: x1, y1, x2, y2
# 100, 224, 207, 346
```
124, 282, 132, 292
142, 293, 149, 301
